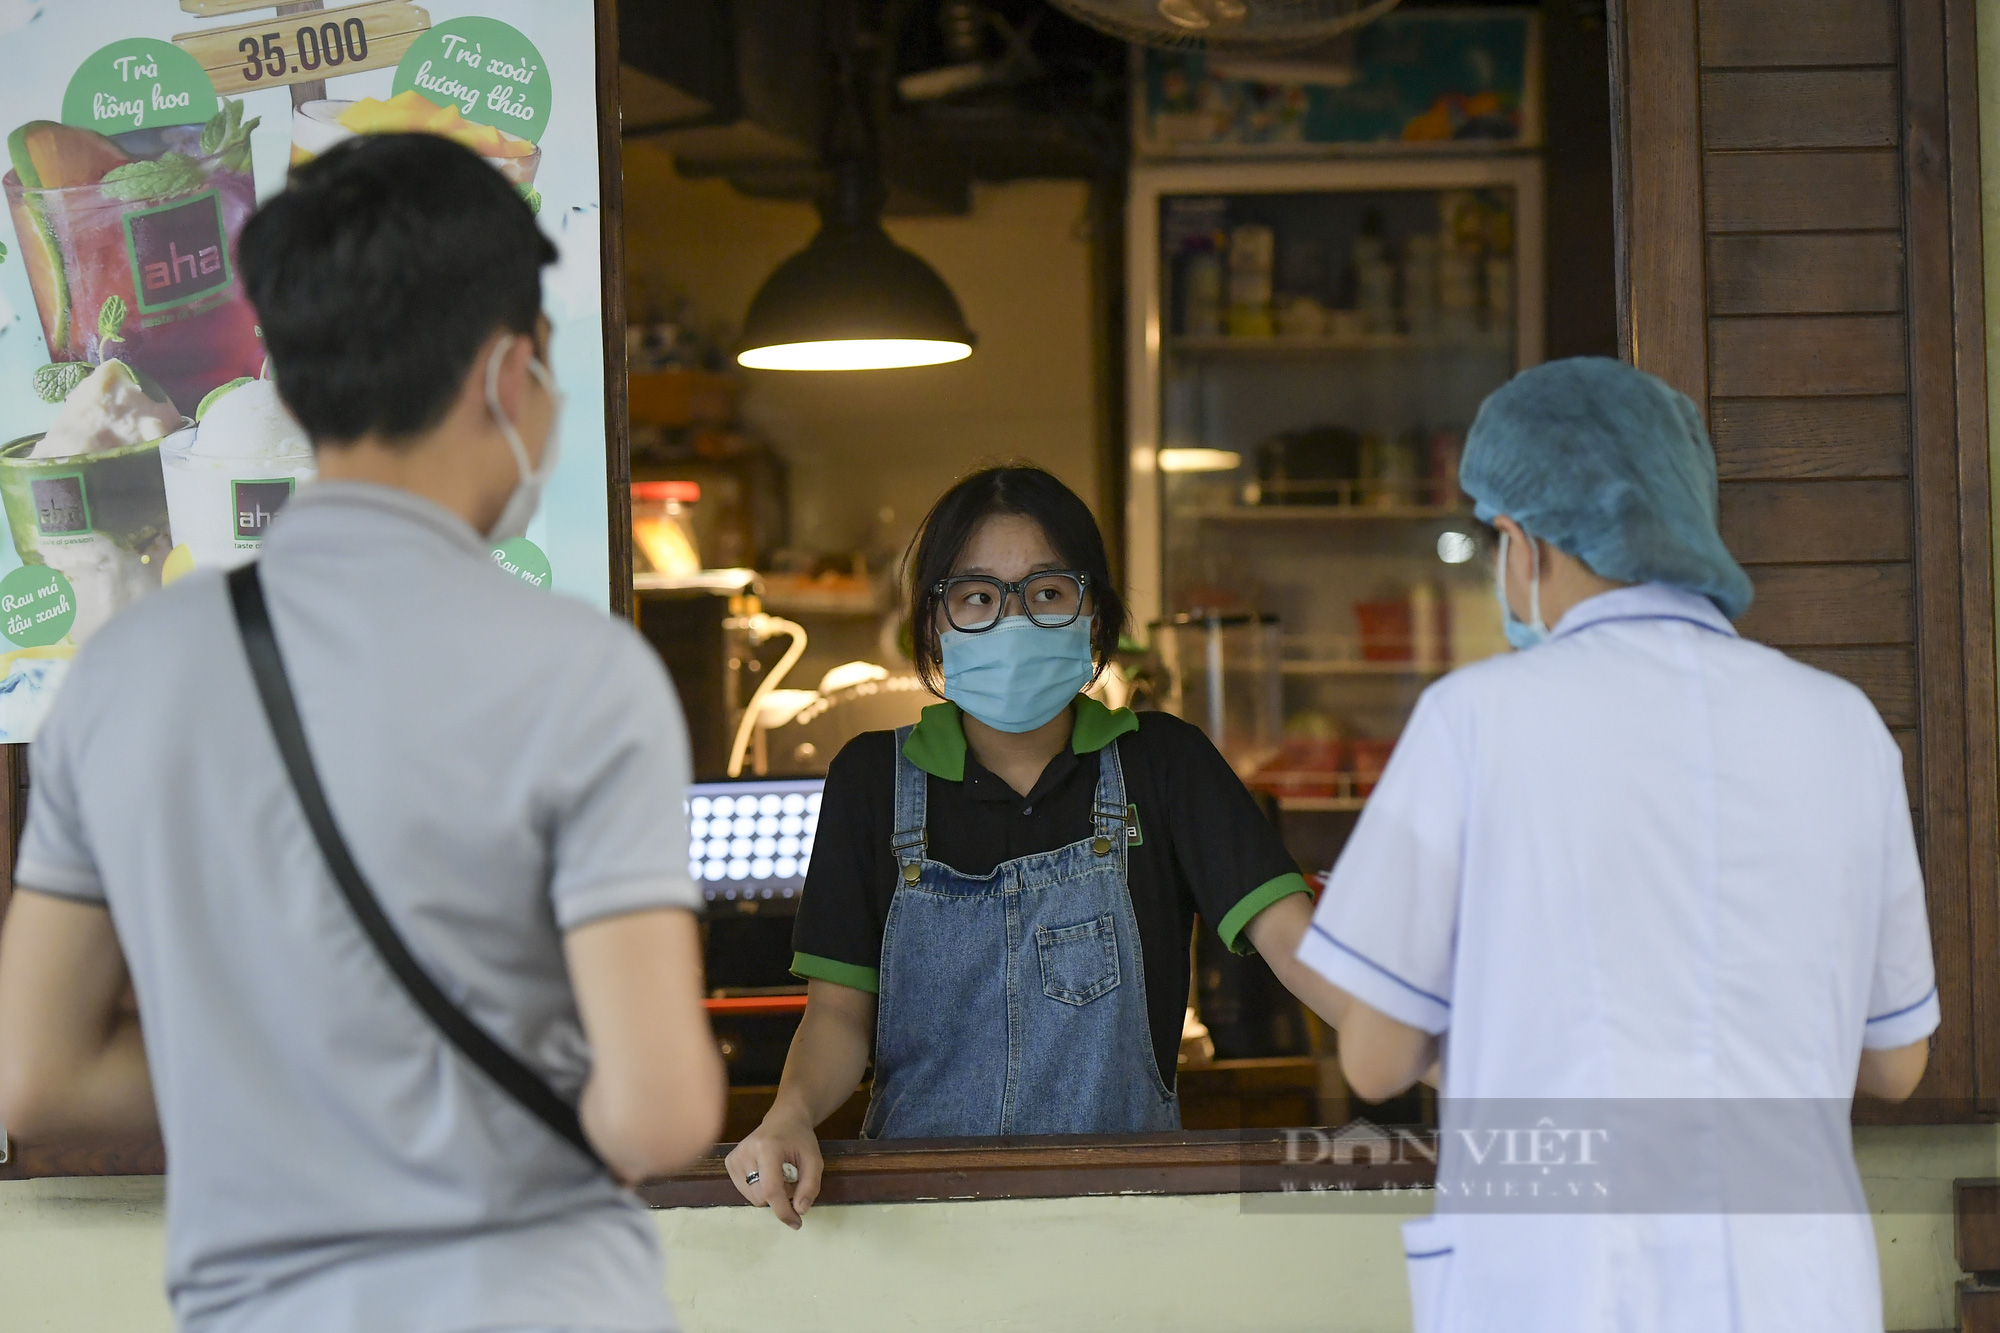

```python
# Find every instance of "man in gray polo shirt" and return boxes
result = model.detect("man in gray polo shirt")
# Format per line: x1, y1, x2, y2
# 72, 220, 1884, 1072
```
0, 134, 724, 1333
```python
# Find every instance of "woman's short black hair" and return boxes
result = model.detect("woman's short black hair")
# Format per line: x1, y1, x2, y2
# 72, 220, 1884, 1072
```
904, 465, 1126, 695
238, 133, 555, 447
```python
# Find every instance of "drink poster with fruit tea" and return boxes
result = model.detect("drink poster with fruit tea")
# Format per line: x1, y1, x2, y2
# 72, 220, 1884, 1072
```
0, 0, 611, 742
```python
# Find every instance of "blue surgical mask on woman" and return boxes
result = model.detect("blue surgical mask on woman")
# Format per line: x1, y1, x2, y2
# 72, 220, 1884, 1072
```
1494, 530, 1549, 650
942, 615, 1096, 733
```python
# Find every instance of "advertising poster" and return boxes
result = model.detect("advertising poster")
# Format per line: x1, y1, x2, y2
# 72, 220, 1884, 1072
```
0, 0, 612, 740
1139, 11, 1539, 156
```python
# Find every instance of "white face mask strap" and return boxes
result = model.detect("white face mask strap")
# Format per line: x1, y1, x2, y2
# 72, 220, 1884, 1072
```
1528, 533, 1545, 632
1495, 528, 1549, 633
484, 334, 532, 480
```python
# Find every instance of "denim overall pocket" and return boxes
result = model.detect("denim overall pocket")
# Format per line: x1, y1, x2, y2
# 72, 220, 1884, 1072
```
1036, 913, 1121, 1005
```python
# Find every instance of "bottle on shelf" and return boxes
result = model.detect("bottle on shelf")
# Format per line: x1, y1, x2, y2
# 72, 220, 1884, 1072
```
1485, 255, 1514, 332
1438, 245, 1481, 340
1352, 209, 1396, 337
1410, 580, 1445, 671
1426, 428, 1465, 506
1182, 241, 1224, 338
1402, 234, 1440, 338
1359, 431, 1421, 509
1227, 223, 1276, 338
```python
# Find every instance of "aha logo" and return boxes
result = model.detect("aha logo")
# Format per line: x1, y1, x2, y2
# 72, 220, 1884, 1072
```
232, 478, 295, 544
30, 475, 90, 537
124, 191, 230, 314
232, 478, 294, 541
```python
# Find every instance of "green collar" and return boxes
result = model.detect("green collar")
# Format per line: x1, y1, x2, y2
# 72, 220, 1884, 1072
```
902, 697, 1140, 781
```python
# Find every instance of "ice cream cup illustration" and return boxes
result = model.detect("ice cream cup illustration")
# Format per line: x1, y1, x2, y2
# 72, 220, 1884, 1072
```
5, 109, 266, 413
292, 94, 541, 188
0, 360, 180, 645
0, 646, 75, 742
160, 378, 315, 571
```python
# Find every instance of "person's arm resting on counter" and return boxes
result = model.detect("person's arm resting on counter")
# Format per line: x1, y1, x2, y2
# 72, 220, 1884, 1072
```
1245, 893, 1438, 1103
0, 890, 156, 1141
1857, 1040, 1926, 1102
724, 979, 876, 1228
566, 905, 726, 1183
1854, 733, 1940, 1105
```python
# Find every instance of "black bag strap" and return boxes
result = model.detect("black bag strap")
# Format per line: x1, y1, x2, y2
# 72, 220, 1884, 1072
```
227, 562, 604, 1170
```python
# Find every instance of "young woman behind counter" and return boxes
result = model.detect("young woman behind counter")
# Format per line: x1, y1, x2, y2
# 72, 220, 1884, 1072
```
727, 466, 1348, 1227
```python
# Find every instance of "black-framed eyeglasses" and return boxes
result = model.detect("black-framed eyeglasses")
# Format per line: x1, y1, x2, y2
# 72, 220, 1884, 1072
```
935, 571, 1090, 633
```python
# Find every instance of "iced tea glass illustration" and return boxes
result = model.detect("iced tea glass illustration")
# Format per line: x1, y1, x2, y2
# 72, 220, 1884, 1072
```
5, 123, 264, 414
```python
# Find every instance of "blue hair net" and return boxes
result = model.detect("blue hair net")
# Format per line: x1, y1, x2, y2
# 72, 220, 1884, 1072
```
1459, 357, 1753, 620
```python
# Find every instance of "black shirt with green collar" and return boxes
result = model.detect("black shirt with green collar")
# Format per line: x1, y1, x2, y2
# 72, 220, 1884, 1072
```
791, 697, 1312, 1089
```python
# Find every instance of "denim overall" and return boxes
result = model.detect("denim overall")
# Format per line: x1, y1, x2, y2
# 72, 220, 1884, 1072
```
861, 729, 1181, 1138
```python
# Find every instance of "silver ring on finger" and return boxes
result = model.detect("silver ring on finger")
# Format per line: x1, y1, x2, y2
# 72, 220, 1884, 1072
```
744, 1170, 761, 1186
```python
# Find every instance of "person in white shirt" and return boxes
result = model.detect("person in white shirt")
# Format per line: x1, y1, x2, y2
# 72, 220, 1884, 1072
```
1294, 357, 1936, 1333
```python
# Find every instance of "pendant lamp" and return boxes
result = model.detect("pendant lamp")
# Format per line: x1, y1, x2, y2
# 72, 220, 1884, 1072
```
736, 44, 975, 371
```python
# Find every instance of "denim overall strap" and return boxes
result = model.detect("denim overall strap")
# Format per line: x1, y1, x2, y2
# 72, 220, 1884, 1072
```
863, 735, 1178, 1139
889, 724, 927, 885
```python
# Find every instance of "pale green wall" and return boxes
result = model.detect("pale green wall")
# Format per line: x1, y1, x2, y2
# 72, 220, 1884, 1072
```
3, 1127, 1993, 1333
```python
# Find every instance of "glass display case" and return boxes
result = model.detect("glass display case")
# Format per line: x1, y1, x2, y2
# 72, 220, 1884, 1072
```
1127, 157, 1543, 822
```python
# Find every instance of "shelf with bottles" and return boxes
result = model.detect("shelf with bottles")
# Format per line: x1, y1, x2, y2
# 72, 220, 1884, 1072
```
1164, 422, 1473, 520
1162, 187, 1519, 364
1244, 734, 1397, 813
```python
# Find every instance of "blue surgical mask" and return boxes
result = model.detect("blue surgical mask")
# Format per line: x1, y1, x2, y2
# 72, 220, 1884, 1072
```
1494, 530, 1549, 650
942, 614, 1095, 733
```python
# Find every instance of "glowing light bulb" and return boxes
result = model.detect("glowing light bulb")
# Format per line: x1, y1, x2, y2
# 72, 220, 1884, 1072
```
737, 339, 973, 372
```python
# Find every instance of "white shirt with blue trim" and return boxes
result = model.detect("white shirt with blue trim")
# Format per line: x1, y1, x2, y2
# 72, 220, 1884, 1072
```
1298, 582, 1938, 1333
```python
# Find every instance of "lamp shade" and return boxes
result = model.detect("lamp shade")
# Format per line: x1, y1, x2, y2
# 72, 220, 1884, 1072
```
737, 219, 976, 371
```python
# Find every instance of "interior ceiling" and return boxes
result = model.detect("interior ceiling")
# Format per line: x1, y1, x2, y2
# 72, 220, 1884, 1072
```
618, 0, 1129, 215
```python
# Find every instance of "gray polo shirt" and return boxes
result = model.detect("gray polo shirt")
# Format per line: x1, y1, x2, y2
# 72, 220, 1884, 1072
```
16, 483, 699, 1333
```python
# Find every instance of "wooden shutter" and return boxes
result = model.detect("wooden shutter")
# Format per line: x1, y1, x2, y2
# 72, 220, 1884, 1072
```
1613, 0, 1999, 1116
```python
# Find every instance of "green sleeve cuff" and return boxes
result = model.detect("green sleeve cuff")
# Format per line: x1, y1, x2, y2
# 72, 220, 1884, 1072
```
790, 951, 880, 994
1217, 872, 1315, 955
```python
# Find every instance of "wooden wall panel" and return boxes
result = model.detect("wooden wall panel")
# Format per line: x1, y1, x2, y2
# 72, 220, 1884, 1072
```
1624, 0, 1992, 1119
1704, 151, 1903, 232
1708, 234, 1904, 315
1701, 71, 1899, 151
1710, 397, 1910, 479
1898, 0, 1977, 1111
1709, 315, 1908, 397
1610, 0, 1709, 402
1718, 480, 1912, 563
1941, 0, 2000, 1116
1789, 646, 1919, 727
1731, 563, 1914, 646
1697, 0, 1896, 67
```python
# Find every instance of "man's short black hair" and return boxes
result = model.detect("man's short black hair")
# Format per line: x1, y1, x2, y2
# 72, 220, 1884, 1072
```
238, 133, 556, 446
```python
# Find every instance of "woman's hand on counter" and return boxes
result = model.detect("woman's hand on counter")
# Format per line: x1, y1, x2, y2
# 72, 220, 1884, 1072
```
726, 1109, 822, 1227
727, 979, 876, 1227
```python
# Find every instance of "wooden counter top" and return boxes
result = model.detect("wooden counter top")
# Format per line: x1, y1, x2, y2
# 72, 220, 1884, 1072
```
638, 1126, 1438, 1209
